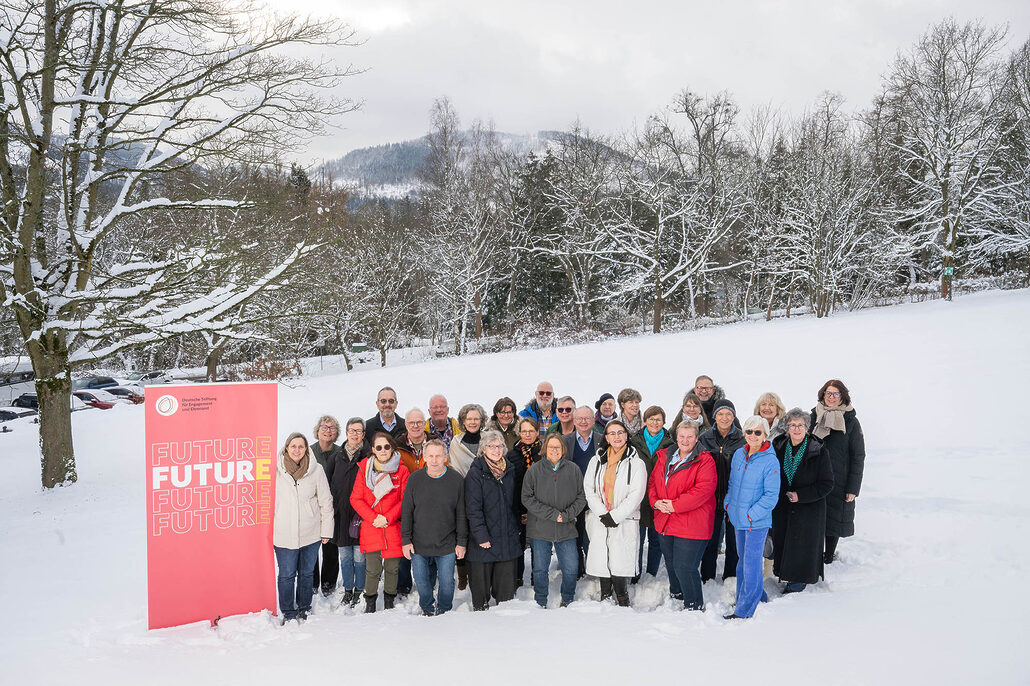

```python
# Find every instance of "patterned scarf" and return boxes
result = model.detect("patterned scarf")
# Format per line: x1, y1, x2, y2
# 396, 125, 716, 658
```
366, 451, 401, 506
517, 440, 541, 470
784, 436, 807, 487
485, 455, 507, 481
621, 413, 643, 435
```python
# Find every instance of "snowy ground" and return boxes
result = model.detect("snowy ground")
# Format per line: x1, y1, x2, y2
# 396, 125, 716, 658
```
1, 289, 1028, 685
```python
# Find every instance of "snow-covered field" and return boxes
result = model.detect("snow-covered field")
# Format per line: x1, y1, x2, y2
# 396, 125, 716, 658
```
2, 289, 1028, 685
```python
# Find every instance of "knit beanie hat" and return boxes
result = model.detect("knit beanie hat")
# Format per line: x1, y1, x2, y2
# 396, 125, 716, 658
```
595, 393, 615, 411
712, 398, 736, 418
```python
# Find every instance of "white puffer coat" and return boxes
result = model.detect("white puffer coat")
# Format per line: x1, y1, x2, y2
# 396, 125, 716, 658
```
273, 453, 334, 549
583, 445, 647, 578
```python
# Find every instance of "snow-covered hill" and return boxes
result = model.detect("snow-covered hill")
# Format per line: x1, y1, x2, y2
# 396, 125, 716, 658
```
2, 289, 1028, 684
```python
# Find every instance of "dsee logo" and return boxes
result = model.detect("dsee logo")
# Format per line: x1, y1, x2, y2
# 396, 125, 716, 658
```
155, 395, 179, 417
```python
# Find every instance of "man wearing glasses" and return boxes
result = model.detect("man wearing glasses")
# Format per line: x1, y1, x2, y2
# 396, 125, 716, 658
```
519, 381, 558, 428
365, 386, 404, 441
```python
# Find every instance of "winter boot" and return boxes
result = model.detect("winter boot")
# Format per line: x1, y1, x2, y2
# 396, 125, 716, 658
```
364, 594, 377, 613
599, 577, 613, 602
613, 576, 630, 607
383, 593, 396, 610
340, 589, 354, 607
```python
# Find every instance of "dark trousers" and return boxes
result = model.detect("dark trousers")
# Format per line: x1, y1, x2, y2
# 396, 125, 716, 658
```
467, 559, 516, 610
659, 533, 707, 610
825, 535, 840, 563
575, 515, 589, 578
701, 513, 738, 582
599, 575, 630, 605
637, 524, 663, 577
397, 555, 413, 594
312, 540, 339, 592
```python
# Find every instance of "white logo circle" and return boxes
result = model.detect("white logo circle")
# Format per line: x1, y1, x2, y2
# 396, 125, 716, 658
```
155, 395, 179, 417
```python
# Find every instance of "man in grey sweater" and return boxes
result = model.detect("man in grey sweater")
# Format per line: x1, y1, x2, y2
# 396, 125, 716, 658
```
521, 434, 587, 608
401, 440, 467, 615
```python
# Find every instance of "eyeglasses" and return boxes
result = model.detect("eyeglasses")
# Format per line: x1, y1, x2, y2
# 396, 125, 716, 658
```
787, 423, 807, 431
520, 429, 537, 435
537, 391, 553, 397
497, 409, 514, 415
824, 392, 841, 399
319, 424, 336, 431
744, 429, 765, 436
556, 407, 573, 414
373, 444, 392, 452
484, 444, 504, 450
695, 385, 714, 393
606, 430, 627, 437
378, 398, 397, 405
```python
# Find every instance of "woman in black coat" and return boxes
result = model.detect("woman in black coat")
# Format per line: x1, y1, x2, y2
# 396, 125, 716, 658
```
329, 417, 372, 607
810, 379, 866, 564
465, 431, 522, 611
772, 408, 834, 592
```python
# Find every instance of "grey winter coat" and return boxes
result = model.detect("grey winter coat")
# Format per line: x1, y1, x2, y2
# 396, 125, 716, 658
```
521, 458, 587, 543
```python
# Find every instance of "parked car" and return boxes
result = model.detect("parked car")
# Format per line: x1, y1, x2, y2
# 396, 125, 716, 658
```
106, 386, 144, 404
72, 376, 119, 391
123, 370, 173, 386
12, 393, 89, 412
0, 407, 36, 422
72, 389, 128, 410
12, 393, 38, 409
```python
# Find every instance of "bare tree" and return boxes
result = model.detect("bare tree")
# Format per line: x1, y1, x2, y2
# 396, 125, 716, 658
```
885, 18, 1015, 300
0, 0, 359, 487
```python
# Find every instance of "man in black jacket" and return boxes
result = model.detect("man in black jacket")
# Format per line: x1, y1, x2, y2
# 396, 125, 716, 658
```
401, 440, 467, 615
366, 386, 404, 440
698, 398, 746, 583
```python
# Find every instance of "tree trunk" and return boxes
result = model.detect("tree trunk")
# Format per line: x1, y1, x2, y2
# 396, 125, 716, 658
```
765, 279, 776, 321
205, 340, 221, 382
30, 337, 76, 488
786, 284, 794, 318
474, 288, 483, 339
652, 272, 663, 334
379, 341, 387, 367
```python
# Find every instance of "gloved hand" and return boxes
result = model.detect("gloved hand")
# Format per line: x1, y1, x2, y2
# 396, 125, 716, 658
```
600, 513, 618, 528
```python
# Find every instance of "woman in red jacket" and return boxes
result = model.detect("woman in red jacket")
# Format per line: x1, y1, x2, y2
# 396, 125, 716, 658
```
649, 422, 717, 611
350, 432, 410, 613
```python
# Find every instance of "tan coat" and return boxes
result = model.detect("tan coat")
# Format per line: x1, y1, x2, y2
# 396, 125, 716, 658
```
273, 453, 334, 549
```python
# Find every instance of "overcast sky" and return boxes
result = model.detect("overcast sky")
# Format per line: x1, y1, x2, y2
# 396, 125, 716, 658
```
264, 0, 1030, 164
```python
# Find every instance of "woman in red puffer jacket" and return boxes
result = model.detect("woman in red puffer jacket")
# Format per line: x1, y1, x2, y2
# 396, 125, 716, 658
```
350, 432, 409, 612
649, 422, 717, 611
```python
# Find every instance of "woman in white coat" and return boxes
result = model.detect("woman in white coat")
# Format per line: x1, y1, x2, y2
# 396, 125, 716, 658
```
583, 419, 647, 606
273, 432, 334, 624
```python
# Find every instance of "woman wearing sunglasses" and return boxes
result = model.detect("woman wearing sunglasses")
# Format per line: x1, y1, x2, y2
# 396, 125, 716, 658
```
810, 379, 865, 564
349, 432, 410, 612
723, 415, 780, 619
583, 419, 647, 607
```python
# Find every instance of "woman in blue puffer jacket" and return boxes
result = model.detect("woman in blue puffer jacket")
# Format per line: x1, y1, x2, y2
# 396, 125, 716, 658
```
723, 415, 780, 619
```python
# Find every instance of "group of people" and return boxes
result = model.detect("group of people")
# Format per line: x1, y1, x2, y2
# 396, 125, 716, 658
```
272, 376, 866, 622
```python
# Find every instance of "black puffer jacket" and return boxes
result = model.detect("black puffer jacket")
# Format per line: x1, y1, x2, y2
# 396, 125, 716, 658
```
698, 425, 747, 510
465, 456, 522, 563
329, 445, 371, 547
771, 434, 834, 583
810, 408, 865, 537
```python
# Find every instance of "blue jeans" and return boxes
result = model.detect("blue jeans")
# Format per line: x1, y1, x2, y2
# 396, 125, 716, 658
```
274, 541, 320, 620
658, 533, 707, 610
734, 527, 770, 618
529, 538, 579, 606
638, 524, 663, 577
338, 544, 366, 592
411, 552, 455, 614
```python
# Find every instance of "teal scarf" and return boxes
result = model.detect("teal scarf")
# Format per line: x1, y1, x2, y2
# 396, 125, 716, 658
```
644, 428, 665, 456
784, 437, 807, 487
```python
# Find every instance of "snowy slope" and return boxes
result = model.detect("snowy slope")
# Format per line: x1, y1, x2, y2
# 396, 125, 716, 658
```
1, 290, 1028, 685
